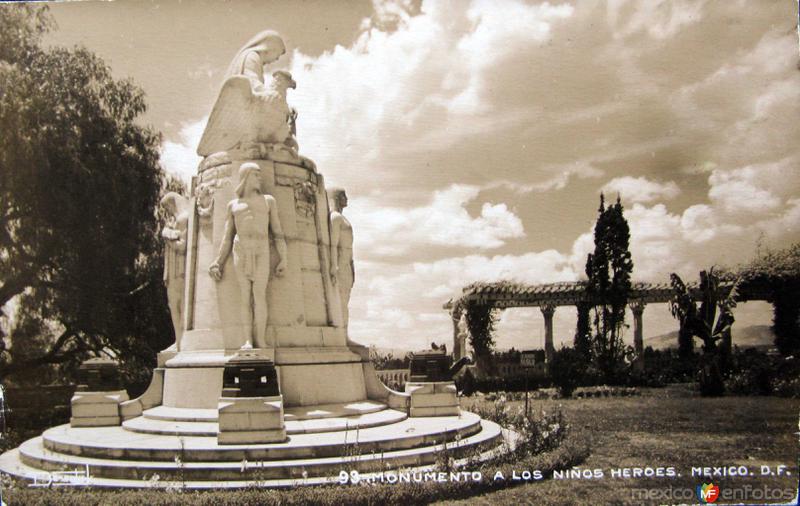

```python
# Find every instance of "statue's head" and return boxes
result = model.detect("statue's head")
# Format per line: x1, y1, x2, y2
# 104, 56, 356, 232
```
225, 30, 286, 79
160, 192, 182, 216
273, 70, 296, 90
235, 163, 262, 197
327, 187, 347, 211
242, 30, 286, 64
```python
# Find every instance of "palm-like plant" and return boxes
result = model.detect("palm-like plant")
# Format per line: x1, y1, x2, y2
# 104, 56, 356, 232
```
670, 268, 740, 396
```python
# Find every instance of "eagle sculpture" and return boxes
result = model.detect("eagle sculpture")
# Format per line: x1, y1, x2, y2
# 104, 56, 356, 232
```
197, 70, 296, 157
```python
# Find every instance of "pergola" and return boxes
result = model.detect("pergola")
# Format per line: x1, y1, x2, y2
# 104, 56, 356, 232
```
444, 280, 772, 366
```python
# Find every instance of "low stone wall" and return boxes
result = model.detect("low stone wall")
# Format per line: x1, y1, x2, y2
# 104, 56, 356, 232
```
375, 369, 409, 390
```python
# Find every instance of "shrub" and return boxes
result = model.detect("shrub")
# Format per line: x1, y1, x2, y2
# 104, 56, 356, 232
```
697, 358, 725, 397
724, 349, 773, 395
549, 347, 585, 398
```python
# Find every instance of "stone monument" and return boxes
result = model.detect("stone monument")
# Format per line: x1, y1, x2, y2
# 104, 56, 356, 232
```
0, 30, 509, 487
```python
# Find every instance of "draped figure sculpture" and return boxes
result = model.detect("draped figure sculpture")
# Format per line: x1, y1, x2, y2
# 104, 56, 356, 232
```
198, 30, 296, 158
160, 192, 190, 347
328, 188, 354, 328
209, 163, 288, 348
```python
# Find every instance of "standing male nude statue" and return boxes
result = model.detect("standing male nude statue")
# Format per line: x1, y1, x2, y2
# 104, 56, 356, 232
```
328, 187, 354, 328
209, 163, 287, 347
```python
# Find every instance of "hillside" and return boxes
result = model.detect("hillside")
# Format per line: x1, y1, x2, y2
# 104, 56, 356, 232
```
645, 325, 775, 350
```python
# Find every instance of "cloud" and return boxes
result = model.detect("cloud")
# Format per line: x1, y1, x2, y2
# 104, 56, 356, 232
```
287, 0, 575, 192
615, 158, 800, 281
486, 163, 604, 194
159, 119, 205, 184
706, 157, 799, 219
707, 166, 782, 217
347, 250, 582, 348
350, 184, 524, 257
607, 0, 705, 40
601, 176, 680, 204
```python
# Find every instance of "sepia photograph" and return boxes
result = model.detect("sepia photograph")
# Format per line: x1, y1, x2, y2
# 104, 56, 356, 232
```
0, 0, 798, 504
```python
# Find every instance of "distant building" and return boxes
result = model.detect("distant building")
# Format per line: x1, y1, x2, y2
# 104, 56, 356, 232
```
491, 349, 546, 378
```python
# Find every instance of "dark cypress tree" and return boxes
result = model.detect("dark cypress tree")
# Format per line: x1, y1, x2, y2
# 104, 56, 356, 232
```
585, 194, 634, 382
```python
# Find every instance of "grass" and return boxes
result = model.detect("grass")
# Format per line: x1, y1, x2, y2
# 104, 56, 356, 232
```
449, 384, 800, 505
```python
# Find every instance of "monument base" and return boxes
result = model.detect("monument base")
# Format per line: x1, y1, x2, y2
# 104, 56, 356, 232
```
159, 346, 368, 409
70, 390, 130, 428
217, 396, 287, 444
405, 381, 460, 417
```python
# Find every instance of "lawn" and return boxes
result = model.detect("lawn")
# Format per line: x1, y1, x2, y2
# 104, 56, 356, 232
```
449, 384, 800, 505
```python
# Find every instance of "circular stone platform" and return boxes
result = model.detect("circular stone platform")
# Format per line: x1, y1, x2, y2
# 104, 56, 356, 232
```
122, 401, 408, 436
0, 408, 511, 488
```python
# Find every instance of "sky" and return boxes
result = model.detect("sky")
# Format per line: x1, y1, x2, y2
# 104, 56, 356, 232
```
43, 0, 799, 352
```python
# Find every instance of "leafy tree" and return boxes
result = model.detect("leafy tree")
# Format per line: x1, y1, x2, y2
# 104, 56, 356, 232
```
368, 347, 410, 370
737, 243, 800, 356
584, 194, 633, 382
669, 268, 740, 396
463, 302, 499, 375
0, 5, 171, 385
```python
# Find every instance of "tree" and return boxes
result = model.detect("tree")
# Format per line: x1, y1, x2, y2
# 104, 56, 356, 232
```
573, 301, 591, 361
584, 194, 634, 382
737, 243, 800, 356
463, 302, 499, 375
549, 347, 584, 398
0, 5, 171, 385
669, 268, 740, 396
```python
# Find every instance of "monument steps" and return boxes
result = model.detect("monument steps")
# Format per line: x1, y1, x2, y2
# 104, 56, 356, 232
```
44, 412, 484, 462
122, 418, 218, 437
127, 404, 409, 437
0, 426, 512, 489
10, 418, 505, 483
141, 400, 389, 423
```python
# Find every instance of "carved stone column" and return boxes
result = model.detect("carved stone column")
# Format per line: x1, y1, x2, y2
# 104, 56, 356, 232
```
540, 303, 556, 363
630, 300, 646, 371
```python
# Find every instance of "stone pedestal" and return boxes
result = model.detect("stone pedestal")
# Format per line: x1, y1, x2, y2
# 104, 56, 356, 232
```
405, 381, 459, 417
409, 350, 452, 382
217, 396, 286, 444
216, 348, 287, 444
70, 390, 129, 427
71, 357, 128, 427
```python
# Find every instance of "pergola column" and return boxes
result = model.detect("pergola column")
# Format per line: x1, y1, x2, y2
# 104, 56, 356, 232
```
629, 300, 646, 371
540, 303, 556, 363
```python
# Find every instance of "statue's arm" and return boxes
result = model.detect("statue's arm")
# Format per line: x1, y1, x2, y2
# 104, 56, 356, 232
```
209, 202, 235, 280
174, 215, 189, 253
267, 195, 287, 276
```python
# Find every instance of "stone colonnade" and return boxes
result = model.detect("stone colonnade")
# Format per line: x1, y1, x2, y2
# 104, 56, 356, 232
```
453, 299, 648, 368
538, 300, 646, 366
